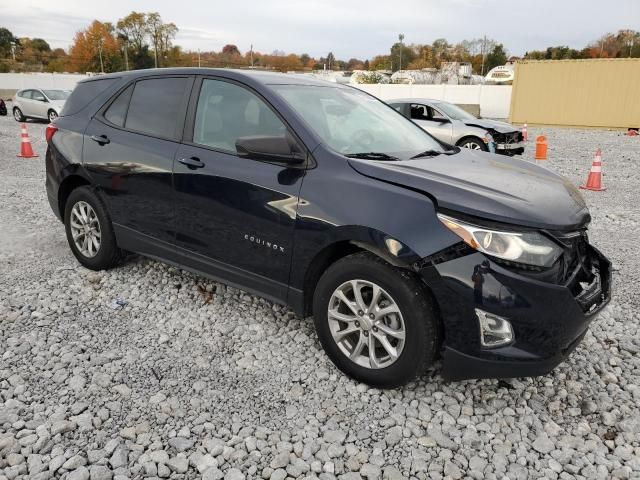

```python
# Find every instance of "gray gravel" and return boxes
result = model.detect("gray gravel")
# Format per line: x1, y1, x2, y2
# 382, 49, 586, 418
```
1, 112, 639, 480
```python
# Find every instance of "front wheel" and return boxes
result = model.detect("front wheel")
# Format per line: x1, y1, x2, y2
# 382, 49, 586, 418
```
48, 109, 58, 122
458, 137, 487, 151
13, 107, 25, 122
64, 186, 124, 270
312, 252, 440, 388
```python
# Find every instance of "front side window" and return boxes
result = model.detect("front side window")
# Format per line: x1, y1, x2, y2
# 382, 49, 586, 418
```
193, 79, 287, 152
32, 90, 46, 101
273, 85, 443, 158
125, 77, 190, 139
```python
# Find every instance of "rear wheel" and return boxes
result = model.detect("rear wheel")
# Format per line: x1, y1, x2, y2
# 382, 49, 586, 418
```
48, 109, 58, 122
312, 252, 439, 388
13, 107, 25, 122
458, 137, 487, 151
64, 186, 124, 270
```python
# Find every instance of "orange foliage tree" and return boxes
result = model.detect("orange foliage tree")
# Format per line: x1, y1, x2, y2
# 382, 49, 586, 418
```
68, 21, 122, 73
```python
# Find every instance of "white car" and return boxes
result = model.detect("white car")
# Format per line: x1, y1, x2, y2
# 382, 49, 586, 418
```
12, 88, 70, 123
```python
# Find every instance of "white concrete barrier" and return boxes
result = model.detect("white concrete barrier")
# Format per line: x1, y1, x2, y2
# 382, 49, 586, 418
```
354, 84, 512, 119
0, 73, 89, 94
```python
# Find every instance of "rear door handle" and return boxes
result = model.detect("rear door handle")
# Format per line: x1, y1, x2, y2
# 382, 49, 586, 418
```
178, 156, 205, 169
90, 134, 110, 145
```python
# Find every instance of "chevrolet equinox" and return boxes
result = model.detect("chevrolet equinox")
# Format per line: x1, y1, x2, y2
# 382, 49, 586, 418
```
45, 69, 611, 387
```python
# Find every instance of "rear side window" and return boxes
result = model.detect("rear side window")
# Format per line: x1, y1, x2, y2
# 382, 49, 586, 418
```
61, 78, 118, 116
125, 77, 190, 139
104, 85, 134, 127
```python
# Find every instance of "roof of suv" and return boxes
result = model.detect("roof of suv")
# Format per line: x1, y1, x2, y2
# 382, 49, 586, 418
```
79, 68, 338, 88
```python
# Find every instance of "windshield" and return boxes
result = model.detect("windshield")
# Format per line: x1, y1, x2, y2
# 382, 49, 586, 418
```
272, 85, 443, 158
435, 102, 476, 121
43, 90, 70, 101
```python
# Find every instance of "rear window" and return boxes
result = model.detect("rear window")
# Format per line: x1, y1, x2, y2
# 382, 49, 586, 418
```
124, 77, 190, 139
60, 78, 118, 116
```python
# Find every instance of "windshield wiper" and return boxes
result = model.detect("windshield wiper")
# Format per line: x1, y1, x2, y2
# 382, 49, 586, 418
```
345, 152, 400, 161
410, 148, 458, 159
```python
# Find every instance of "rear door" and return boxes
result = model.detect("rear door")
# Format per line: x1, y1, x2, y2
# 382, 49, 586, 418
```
83, 75, 193, 254
410, 103, 453, 143
172, 76, 307, 301
19, 90, 36, 116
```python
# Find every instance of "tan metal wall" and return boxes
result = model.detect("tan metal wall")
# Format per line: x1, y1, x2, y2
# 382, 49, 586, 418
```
509, 59, 640, 128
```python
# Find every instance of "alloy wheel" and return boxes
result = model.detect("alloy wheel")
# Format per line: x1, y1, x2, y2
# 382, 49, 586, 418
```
48, 110, 58, 122
70, 201, 101, 258
327, 279, 406, 369
463, 142, 482, 150
13, 109, 22, 122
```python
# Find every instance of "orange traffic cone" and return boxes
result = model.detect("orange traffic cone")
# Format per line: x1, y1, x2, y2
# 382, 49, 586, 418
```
17, 123, 38, 158
522, 123, 528, 142
580, 148, 606, 192
535, 135, 547, 161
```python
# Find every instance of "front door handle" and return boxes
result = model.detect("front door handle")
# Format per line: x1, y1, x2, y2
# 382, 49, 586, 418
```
90, 134, 110, 145
178, 156, 205, 169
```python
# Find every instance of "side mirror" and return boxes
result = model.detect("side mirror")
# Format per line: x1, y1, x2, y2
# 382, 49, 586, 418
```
434, 117, 450, 123
236, 135, 305, 165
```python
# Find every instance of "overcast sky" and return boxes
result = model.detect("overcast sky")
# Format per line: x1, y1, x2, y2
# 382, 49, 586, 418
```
4, 0, 639, 59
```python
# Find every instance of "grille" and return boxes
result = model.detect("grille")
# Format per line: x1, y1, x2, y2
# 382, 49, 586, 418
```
493, 131, 522, 144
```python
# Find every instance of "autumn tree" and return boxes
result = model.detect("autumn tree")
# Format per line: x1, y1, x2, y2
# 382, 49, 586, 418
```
117, 11, 152, 69
69, 20, 121, 73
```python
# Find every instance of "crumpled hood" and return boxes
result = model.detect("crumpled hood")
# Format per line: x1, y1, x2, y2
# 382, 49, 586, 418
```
348, 149, 590, 231
462, 118, 519, 134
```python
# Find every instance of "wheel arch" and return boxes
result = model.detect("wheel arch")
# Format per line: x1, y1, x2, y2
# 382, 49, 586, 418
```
58, 174, 91, 219
455, 134, 487, 150
297, 226, 432, 318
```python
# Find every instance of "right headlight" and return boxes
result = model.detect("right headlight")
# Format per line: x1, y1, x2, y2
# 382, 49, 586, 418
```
437, 213, 563, 268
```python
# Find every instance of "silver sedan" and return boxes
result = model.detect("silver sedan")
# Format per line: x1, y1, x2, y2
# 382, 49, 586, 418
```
12, 88, 70, 123
388, 98, 524, 156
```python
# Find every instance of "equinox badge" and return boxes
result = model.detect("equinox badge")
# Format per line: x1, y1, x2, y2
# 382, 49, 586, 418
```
244, 234, 285, 253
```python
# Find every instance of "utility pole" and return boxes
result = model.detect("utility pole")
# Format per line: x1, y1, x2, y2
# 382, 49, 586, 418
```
480, 35, 487, 76
10, 42, 16, 61
98, 38, 104, 73
123, 38, 129, 71
250, 44, 254, 68
198, 48, 201, 67
398, 33, 405, 71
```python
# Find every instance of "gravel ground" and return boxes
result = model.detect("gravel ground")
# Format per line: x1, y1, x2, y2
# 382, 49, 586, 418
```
1, 112, 639, 480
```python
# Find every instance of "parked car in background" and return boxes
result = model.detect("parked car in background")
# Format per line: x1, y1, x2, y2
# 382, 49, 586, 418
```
389, 98, 524, 155
13, 88, 70, 123
0, 99, 6, 116
45, 69, 610, 387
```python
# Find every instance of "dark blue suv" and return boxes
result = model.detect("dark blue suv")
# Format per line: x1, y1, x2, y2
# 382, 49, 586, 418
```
45, 68, 611, 387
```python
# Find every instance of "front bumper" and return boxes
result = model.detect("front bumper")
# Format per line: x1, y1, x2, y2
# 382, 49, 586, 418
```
420, 244, 611, 380
495, 141, 524, 155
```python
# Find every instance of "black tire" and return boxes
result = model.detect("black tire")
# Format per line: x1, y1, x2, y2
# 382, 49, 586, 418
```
457, 136, 487, 151
312, 252, 440, 388
64, 186, 124, 271
48, 109, 58, 122
13, 107, 25, 122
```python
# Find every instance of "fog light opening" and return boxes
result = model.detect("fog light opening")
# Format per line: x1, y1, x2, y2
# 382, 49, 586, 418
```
476, 308, 514, 348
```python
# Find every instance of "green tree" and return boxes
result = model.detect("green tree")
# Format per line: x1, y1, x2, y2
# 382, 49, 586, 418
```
484, 43, 508, 73
0, 27, 18, 58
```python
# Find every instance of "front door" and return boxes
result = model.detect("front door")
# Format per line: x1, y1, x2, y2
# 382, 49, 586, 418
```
410, 103, 454, 144
173, 77, 307, 301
